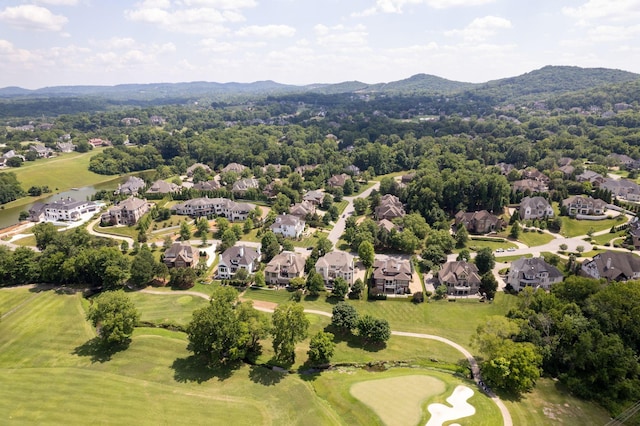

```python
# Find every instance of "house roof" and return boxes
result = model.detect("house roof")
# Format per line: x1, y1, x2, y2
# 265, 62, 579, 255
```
563, 195, 607, 209
510, 257, 562, 280
519, 196, 552, 211
232, 178, 259, 192
221, 162, 246, 173
583, 251, 640, 281
220, 245, 260, 268
437, 261, 481, 285
372, 257, 412, 281
164, 242, 197, 262
316, 251, 354, 272
193, 179, 220, 191
187, 163, 212, 175
147, 180, 180, 194
265, 251, 305, 275
327, 173, 349, 187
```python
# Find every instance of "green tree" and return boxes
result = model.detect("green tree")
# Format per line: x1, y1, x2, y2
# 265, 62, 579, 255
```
349, 278, 365, 300
435, 284, 448, 300
455, 225, 469, 248
179, 220, 192, 241
356, 314, 391, 344
215, 217, 230, 238
196, 217, 209, 237
480, 272, 498, 299
33, 222, 59, 250
129, 246, 157, 287
331, 302, 358, 333
307, 331, 335, 365
481, 340, 542, 394
187, 286, 268, 365
353, 198, 368, 215
169, 267, 197, 289
87, 290, 139, 347
254, 270, 266, 287
509, 222, 520, 239
358, 240, 375, 269
261, 230, 280, 262
220, 228, 238, 252
306, 271, 325, 297
331, 277, 349, 300
271, 303, 309, 364
474, 247, 495, 275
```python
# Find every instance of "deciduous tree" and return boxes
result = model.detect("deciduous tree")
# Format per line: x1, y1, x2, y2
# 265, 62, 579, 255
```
271, 302, 309, 364
87, 290, 139, 347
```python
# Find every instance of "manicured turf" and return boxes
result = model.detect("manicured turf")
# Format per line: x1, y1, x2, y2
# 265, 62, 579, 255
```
561, 216, 626, 237
0, 149, 116, 209
351, 375, 446, 426
517, 230, 556, 247
465, 238, 517, 252
129, 292, 209, 325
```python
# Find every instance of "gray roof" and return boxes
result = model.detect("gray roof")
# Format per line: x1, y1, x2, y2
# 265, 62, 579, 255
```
220, 245, 260, 268
511, 257, 563, 280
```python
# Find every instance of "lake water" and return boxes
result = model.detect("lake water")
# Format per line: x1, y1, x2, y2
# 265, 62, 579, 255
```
0, 177, 124, 229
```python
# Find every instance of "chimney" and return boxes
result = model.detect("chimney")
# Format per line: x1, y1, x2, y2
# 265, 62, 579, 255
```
239, 246, 244, 257
606, 257, 612, 270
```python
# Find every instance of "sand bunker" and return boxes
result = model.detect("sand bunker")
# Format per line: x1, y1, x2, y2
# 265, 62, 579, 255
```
425, 385, 475, 426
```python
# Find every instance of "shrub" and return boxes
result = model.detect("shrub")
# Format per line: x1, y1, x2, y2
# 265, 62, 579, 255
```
412, 292, 424, 304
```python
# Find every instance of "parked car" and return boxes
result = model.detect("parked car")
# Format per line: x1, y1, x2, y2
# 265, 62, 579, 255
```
507, 247, 516, 252
495, 248, 504, 253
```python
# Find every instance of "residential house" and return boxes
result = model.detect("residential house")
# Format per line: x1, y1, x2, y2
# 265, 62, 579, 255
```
101, 197, 150, 226
558, 157, 573, 167
507, 257, 563, 291
88, 138, 111, 148
29, 197, 98, 222
600, 178, 640, 202
581, 251, 640, 281
121, 117, 141, 126
172, 197, 255, 221
521, 169, 550, 184
559, 164, 575, 177
295, 164, 318, 175
372, 257, 413, 294
115, 176, 146, 196
193, 179, 221, 191
289, 201, 315, 218
519, 196, 554, 220
303, 190, 324, 206
217, 245, 260, 279
29, 144, 54, 158
437, 261, 482, 296
265, 251, 306, 285
608, 153, 635, 168
232, 178, 259, 195
262, 182, 278, 199
400, 173, 416, 184
163, 242, 199, 268
576, 170, 605, 184
345, 165, 361, 176
270, 214, 305, 239
562, 195, 607, 216
512, 179, 548, 193
315, 251, 355, 287
495, 162, 515, 175
455, 210, 505, 234
221, 162, 247, 174
186, 163, 212, 177
146, 180, 181, 196
149, 115, 165, 125
56, 141, 75, 153
374, 194, 406, 221
327, 173, 349, 188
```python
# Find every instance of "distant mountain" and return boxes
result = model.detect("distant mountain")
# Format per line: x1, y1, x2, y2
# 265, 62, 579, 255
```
1, 65, 638, 107
466, 65, 640, 103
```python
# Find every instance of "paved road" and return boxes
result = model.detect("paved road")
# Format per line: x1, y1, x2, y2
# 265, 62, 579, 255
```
141, 286, 512, 426
326, 181, 380, 247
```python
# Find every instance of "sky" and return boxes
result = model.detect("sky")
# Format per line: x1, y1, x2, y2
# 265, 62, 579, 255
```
1, 0, 640, 89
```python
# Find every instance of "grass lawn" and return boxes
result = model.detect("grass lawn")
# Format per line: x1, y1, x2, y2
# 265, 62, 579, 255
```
495, 254, 533, 262
93, 222, 140, 239
128, 292, 209, 325
313, 368, 502, 426
517, 230, 556, 247
465, 238, 517, 252
591, 231, 626, 246
503, 378, 611, 426
11, 234, 37, 247
561, 216, 626, 237
0, 149, 116, 209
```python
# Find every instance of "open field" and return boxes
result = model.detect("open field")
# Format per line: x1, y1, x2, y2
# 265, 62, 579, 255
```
517, 230, 556, 247
0, 149, 115, 209
0, 286, 616, 425
465, 238, 517, 252
560, 216, 625, 237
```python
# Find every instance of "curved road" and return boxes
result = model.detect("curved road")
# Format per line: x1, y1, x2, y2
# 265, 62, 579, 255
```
140, 287, 513, 426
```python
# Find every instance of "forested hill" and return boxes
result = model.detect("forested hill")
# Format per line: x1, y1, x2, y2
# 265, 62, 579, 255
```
466, 65, 640, 104
0, 65, 639, 117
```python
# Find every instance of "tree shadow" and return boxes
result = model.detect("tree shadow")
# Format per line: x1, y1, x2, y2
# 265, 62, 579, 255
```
248, 364, 286, 386
322, 324, 386, 352
171, 356, 236, 383
73, 337, 129, 363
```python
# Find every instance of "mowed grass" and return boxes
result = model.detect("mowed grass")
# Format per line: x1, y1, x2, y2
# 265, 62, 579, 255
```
0, 149, 114, 208
517, 230, 556, 247
503, 378, 611, 426
313, 368, 503, 426
561, 216, 625, 237
0, 287, 341, 425
128, 292, 209, 325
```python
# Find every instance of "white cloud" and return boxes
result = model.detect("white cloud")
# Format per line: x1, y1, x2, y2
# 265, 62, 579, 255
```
563, 0, 640, 23
236, 24, 295, 38
35, 0, 79, 5
353, 0, 495, 16
0, 39, 37, 64
199, 38, 266, 53
90, 37, 137, 50
125, 1, 249, 35
587, 24, 640, 42
178, 0, 257, 8
0, 5, 68, 32
314, 24, 369, 49
445, 15, 512, 41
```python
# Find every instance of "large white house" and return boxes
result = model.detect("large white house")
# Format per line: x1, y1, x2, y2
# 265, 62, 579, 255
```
270, 214, 305, 239
507, 257, 563, 291
29, 197, 98, 222
217, 245, 260, 279
172, 197, 256, 221
315, 251, 355, 287
519, 196, 554, 220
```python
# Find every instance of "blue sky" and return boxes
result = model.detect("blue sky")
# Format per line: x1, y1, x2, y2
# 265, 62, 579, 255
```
1, 0, 639, 89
